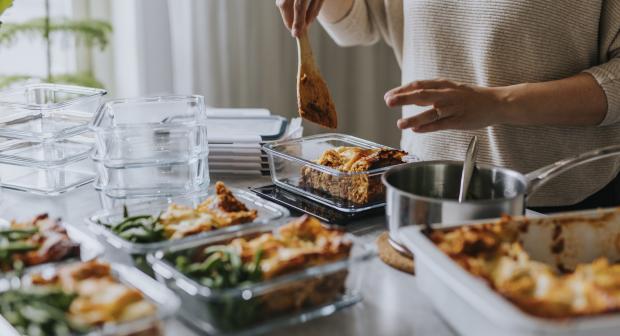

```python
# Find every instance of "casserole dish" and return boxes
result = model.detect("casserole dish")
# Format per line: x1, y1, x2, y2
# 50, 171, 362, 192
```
399, 207, 620, 336
148, 216, 375, 334
0, 259, 180, 336
87, 186, 289, 273
263, 133, 412, 213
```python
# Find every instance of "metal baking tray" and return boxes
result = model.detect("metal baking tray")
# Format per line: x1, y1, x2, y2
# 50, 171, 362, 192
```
399, 207, 620, 336
0, 260, 180, 336
250, 184, 383, 225
147, 221, 375, 335
86, 188, 289, 272
263, 133, 414, 213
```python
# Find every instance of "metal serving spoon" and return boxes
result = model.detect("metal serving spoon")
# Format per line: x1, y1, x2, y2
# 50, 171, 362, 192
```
458, 136, 479, 202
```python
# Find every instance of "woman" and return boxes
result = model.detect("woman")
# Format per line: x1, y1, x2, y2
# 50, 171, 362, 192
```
276, 0, 620, 212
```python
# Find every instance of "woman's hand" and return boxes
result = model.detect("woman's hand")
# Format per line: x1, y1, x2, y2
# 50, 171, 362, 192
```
385, 79, 511, 133
276, 0, 325, 37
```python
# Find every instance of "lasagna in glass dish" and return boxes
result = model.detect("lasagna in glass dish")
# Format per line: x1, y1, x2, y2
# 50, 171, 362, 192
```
300, 146, 407, 205
430, 215, 620, 319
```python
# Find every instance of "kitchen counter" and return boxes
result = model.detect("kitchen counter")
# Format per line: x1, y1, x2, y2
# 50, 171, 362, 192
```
0, 175, 456, 336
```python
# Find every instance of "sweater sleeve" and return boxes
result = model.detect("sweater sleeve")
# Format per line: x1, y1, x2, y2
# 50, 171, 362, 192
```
583, 0, 620, 126
319, 0, 404, 62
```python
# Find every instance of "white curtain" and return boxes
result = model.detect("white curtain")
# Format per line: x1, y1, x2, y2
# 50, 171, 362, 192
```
103, 0, 402, 147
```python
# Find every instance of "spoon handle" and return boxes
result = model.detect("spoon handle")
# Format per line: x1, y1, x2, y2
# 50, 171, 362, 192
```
458, 136, 479, 202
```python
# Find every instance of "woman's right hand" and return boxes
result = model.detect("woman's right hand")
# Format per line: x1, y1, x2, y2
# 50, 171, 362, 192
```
276, 0, 325, 37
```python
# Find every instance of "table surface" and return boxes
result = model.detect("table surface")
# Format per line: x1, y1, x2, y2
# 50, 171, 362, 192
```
0, 175, 457, 336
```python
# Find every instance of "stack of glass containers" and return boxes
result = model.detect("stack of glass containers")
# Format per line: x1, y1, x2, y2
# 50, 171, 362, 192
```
0, 84, 106, 195
91, 95, 210, 200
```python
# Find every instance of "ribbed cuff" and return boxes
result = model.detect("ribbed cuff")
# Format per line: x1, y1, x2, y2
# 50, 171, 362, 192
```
584, 60, 620, 126
319, 0, 378, 47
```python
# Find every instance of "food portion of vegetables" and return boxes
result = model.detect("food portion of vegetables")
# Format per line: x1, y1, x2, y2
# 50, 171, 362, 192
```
0, 214, 80, 272
0, 287, 88, 336
99, 181, 258, 243
166, 215, 352, 331
0, 260, 158, 336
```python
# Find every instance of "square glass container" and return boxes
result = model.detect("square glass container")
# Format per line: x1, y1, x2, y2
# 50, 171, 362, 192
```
0, 260, 180, 336
92, 151, 210, 199
86, 188, 289, 273
0, 156, 94, 195
0, 137, 93, 168
147, 222, 374, 334
263, 133, 411, 213
90, 95, 208, 165
0, 84, 106, 140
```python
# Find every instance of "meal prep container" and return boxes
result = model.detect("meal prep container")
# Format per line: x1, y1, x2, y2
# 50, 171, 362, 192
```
399, 207, 620, 336
147, 222, 375, 335
0, 84, 106, 140
86, 188, 289, 272
91, 95, 209, 198
0, 156, 94, 195
0, 219, 103, 279
0, 259, 180, 336
384, 144, 620, 255
263, 133, 413, 213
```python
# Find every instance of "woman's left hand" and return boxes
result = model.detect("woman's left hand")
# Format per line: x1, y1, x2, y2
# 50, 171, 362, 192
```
384, 79, 510, 133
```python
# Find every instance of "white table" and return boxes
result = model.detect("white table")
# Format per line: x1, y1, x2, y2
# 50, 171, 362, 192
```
0, 175, 457, 336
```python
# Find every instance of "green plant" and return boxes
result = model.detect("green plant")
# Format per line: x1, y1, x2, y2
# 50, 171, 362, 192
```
0, 0, 112, 88
0, 0, 13, 16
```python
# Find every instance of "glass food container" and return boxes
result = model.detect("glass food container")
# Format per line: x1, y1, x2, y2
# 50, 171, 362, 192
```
90, 95, 210, 199
0, 156, 94, 195
148, 222, 374, 334
0, 84, 106, 141
86, 188, 289, 274
0, 260, 180, 336
263, 133, 413, 213
0, 218, 104, 279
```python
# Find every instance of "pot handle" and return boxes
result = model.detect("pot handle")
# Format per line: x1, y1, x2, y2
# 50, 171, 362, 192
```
525, 144, 620, 199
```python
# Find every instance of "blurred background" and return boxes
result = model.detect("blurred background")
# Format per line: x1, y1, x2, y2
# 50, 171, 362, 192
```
0, 0, 402, 146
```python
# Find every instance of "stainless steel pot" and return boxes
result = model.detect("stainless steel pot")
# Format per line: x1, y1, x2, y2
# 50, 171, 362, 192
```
382, 144, 620, 256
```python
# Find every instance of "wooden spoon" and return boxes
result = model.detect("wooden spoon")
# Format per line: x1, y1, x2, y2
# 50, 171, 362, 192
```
296, 31, 338, 129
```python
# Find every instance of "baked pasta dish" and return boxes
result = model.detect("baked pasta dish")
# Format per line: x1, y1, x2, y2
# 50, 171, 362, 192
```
0, 214, 80, 272
430, 216, 620, 319
170, 215, 352, 330
101, 181, 258, 243
300, 146, 407, 205
0, 260, 158, 336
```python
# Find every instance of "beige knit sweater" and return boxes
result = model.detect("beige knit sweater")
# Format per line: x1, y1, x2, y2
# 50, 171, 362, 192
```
320, 0, 620, 206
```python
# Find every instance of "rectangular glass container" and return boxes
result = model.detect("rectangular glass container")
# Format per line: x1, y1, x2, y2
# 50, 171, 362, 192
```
263, 133, 411, 213
0, 219, 104, 279
0, 260, 180, 336
90, 95, 208, 165
147, 222, 374, 334
0, 137, 93, 168
0, 156, 94, 195
86, 188, 289, 273
0, 84, 106, 140
92, 151, 209, 199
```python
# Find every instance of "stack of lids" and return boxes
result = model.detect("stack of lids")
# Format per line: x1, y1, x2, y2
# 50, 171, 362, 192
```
206, 108, 302, 175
